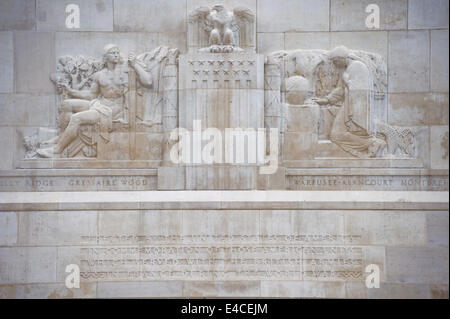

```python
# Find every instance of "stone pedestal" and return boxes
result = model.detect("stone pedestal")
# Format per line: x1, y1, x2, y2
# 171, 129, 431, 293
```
179, 52, 264, 131
166, 52, 265, 189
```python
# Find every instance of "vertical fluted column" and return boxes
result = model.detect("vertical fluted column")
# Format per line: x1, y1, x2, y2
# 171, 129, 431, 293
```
264, 58, 283, 162
161, 49, 179, 166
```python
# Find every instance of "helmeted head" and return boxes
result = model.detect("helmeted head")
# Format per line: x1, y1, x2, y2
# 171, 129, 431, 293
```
329, 45, 350, 68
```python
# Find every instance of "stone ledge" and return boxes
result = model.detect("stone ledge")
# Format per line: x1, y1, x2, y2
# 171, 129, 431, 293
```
0, 169, 158, 192
0, 169, 158, 177
17, 160, 162, 169
284, 158, 423, 168
286, 169, 449, 176
0, 191, 447, 211
286, 169, 449, 191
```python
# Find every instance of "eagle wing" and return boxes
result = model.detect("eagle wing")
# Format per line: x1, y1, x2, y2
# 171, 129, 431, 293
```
231, 7, 255, 31
188, 6, 214, 32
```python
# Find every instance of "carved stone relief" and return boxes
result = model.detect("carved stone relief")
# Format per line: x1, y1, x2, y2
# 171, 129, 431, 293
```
21, 6, 418, 168
188, 4, 255, 53
266, 45, 416, 160
24, 45, 179, 163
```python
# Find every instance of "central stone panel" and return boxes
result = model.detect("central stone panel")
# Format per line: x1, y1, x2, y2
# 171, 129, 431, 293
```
179, 52, 264, 131
177, 52, 264, 189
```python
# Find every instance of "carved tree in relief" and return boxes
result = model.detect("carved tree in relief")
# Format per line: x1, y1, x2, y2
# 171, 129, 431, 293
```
24, 45, 179, 161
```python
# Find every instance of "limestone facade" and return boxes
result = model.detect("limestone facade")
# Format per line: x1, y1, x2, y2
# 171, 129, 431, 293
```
0, 0, 448, 299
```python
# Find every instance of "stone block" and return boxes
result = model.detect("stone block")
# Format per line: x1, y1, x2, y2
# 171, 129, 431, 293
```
286, 105, 320, 133
0, 94, 56, 127
98, 210, 140, 235
285, 31, 388, 61
431, 30, 449, 92
330, 31, 388, 60
187, 0, 256, 14
386, 246, 449, 284
113, 0, 186, 32
368, 282, 431, 299
0, 247, 57, 284
0, 212, 17, 245
0, 0, 36, 31
257, 33, 284, 54
182, 210, 260, 243
257, 0, 329, 32
96, 210, 183, 242
0, 32, 14, 93
157, 166, 186, 190
430, 126, 449, 169
408, 0, 449, 29
15, 32, 56, 93
344, 211, 426, 245
141, 210, 183, 243
345, 282, 368, 298
256, 167, 286, 190
18, 211, 97, 246
185, 166, 256, 190
97, 132, 132, 161
55, 32, 159, 60
388, 93, 448, 126
429, 284, 449, 299
426, 211, 449, 247
260, 210, 345, 244
37, 0, 113, 31
330, 0, 407, 31
261, 281, 347, 298
388, 31, 430, 93
158, 32, 187, 54
135, 133, 163, 161
411, 126, 431, 168
97, 281, 182, 298
285, 32, 330, 51
0, 282, 96, 298
283, 132, 317, 160
183, 281, 259, 297
0, 127, 14, 169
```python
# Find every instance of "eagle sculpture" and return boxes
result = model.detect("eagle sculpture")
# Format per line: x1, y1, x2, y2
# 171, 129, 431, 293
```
189, 4, 254, 53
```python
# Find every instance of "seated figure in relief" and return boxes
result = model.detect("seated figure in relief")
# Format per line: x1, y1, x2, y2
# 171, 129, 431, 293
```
308, 46, 386, 158
37, 44, 152, 158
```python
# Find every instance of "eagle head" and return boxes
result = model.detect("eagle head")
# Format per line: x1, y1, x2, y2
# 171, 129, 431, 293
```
212, 4, 225, 12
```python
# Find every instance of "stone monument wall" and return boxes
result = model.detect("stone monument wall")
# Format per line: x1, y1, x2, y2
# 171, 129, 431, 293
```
0, 0, 448, 299
0, 0, 448, 171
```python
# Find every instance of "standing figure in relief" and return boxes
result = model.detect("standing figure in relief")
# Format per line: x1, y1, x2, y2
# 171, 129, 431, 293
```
37, 44, 152, 158
309, 46, 386, 158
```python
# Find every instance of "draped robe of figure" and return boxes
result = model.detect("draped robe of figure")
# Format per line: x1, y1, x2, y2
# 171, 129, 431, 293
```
135, 47, 169, 126
327, 59, 385, 157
